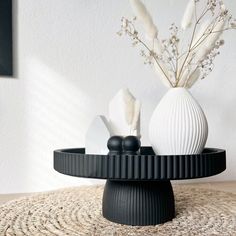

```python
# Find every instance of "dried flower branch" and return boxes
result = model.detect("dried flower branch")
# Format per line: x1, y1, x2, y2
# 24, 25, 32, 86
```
118, 0, 236, 88
117, 17, 174, 87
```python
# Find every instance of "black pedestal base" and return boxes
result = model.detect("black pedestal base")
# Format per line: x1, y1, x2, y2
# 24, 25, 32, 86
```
102, 180, 175, 226
54, 147, 226, 225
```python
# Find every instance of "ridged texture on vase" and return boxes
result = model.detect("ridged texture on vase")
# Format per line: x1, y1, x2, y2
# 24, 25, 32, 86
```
54, 147, 226, 180
102, 180, 175, 225
149, 88, 208, 155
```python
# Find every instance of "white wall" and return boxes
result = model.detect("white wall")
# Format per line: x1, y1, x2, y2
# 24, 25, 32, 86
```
0, 0, 235, 193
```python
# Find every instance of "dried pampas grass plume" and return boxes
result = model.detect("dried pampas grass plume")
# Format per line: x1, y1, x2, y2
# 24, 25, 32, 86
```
131, 101, 141, 133
207, 20, 226, 47
177, 67, 200, 88
195, 19, 226, 63
123, 89, 135, 125
154, 38, 164, 55
193, 19, 211, 46
181, 0, 195, 30
129, 0, 158, 40
153, 61, 173, 88
185, 68, 201, 88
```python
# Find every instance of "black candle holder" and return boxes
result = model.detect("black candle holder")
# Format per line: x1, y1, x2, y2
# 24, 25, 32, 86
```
54, 147, 226, 226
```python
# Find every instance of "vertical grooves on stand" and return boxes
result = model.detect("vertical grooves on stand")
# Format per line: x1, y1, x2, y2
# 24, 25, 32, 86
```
141, 155, 146, 179
54, 148, 226, 180
102, 180, 175, 225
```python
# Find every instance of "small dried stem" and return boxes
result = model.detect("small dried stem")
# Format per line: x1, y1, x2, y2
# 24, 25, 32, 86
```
123, 20, 174, 87
135, 36, 174, 87
190, 14, 221, 51
176, 6, 210, 86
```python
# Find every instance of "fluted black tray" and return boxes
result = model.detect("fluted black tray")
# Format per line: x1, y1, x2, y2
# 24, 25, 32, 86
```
54, 147, 225, 180
54, 147, 226, 226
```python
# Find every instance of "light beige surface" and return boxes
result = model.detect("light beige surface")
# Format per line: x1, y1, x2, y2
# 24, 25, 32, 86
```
0, 181, 235, 206
0, 193, 33, 205
1, 185, 236, 235
183, 181, 236, 194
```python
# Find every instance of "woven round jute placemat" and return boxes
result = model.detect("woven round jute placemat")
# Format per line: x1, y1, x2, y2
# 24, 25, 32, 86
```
0, 185, 236, 236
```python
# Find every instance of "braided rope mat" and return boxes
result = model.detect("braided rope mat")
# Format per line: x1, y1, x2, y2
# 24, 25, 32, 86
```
0, 185, 236, 236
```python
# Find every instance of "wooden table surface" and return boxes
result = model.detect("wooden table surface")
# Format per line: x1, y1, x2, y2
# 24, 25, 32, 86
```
0, 181, 235, 206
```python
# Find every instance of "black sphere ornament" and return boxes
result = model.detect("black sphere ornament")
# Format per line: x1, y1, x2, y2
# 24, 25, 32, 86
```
123, 136, 141, 154
107, 136, 123, 154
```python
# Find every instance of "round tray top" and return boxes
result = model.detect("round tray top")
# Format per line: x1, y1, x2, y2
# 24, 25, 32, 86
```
54, 147, 226, 180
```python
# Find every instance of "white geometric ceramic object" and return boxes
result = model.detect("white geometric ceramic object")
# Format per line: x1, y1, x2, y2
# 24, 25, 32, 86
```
149, 88, 208, 155
109, 88, 141, 137
85, 115, 111, 154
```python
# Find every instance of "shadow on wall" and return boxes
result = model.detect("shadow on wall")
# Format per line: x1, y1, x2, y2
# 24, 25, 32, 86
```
23, 58, 105, 192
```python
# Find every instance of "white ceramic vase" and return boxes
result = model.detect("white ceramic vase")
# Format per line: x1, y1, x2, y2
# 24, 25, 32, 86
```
149, 88, 208, 155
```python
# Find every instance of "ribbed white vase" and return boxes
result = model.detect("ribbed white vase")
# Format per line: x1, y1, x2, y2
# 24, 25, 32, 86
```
149, 88, 208, 155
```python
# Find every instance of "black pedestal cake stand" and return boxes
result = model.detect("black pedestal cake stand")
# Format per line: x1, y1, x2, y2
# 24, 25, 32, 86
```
54, 147, 226, 226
